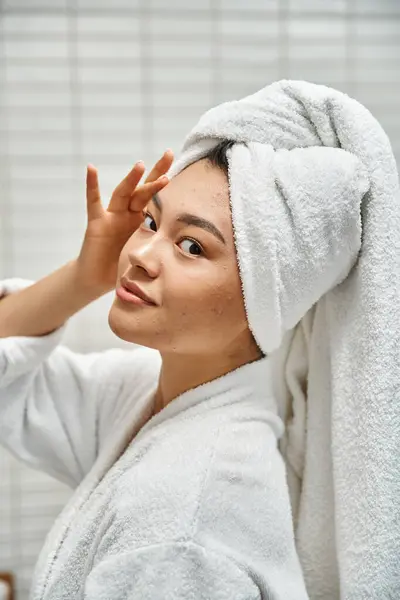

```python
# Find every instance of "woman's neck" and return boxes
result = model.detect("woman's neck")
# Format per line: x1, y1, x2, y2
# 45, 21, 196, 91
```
154, 340, 263, 414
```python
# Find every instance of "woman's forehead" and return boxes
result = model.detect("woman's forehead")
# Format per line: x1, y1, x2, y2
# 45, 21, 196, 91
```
163, 159, 229, 211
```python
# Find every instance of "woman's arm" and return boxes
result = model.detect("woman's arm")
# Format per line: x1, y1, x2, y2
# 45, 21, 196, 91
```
0, 260, 107, 338
0, 277, 161, 488
0, 150, 174, 340
0, 153, 171, 484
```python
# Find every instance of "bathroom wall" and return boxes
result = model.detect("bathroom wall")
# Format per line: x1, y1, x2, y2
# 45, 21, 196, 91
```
0, 0, 399, 597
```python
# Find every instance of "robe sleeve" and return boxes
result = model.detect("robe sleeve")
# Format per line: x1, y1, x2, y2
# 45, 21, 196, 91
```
84, 540, 261, 600
0, 277, 160, 488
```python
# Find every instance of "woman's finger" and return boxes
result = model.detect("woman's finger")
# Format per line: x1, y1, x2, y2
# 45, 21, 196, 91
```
86, 165, 104, 220
107, 149, 173, 213
144, 149, 174, 184
107, 161, 146, 212
129, 176, 169, 213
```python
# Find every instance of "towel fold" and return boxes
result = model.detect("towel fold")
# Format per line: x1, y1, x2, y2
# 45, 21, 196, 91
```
168, 80, 400, 599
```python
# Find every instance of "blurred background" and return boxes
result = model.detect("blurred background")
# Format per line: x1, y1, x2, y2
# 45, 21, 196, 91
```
0, 0, 399, 597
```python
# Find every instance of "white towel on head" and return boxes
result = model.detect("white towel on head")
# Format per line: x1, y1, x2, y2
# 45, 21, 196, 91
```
168, 80, 400, 599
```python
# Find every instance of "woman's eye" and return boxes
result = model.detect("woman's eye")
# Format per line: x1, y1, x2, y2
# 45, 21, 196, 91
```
179, 239, 203, 256
142, 213, 202, 256
142, 213, 157, 232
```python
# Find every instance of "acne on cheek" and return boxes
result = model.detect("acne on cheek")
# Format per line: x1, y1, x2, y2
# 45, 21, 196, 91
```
211, 290, 236, 316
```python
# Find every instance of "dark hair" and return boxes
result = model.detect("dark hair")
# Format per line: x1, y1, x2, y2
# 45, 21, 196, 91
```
203, 139, 235, 175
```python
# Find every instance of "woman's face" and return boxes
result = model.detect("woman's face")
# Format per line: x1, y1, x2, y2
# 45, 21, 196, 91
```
108, 158, 252, 357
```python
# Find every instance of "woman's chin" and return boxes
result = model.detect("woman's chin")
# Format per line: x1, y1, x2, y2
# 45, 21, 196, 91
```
107, 306, 157, 347
108, 305, 134, 340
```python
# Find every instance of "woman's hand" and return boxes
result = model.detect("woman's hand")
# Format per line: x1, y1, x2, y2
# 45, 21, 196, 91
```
76, 149, 174, 293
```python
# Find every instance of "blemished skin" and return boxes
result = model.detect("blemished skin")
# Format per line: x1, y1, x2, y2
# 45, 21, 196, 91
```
108, 158, 262, 414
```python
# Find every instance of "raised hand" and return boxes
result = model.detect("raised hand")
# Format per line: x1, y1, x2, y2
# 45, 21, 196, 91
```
77, 149, 174, 292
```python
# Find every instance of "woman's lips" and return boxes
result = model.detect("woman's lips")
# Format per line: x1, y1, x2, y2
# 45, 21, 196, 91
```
116, 286, 156, 306
120, 276, 157, 305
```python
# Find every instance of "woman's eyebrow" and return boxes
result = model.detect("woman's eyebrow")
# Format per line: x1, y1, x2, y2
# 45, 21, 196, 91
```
151, 193, 226, 245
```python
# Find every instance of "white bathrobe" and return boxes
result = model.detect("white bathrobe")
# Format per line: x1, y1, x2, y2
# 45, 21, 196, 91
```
0, 278, 309, 600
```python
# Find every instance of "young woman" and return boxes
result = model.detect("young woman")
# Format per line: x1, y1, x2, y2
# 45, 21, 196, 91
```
0, 142, 305, 599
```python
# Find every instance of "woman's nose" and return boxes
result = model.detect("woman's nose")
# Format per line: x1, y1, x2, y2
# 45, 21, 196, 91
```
127, 236, 162, 278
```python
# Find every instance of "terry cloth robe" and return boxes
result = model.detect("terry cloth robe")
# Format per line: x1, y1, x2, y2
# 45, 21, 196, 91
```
0, 277, 309, 600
